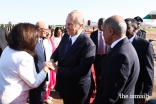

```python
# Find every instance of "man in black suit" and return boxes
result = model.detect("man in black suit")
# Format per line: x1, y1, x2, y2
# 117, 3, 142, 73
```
93, 15, 140, 104
90, 18, 107, 88
0, 26, 8, 57
134, 16, 146, 39
125, 18, 154, 104
49, 10, 96, 104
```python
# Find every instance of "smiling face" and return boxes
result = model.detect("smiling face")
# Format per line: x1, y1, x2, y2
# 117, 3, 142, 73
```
65, 15, 80, 36
36, 21, 49, 38
65, 11, 84, 36
57, 29, 63, 37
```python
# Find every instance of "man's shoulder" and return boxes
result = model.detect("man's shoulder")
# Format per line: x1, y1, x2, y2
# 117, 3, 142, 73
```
139, 29, 146, 33
136, 36, 149, 44
91, 30, 98, 35
134, 36, 151, 50
81, 33, 95, 46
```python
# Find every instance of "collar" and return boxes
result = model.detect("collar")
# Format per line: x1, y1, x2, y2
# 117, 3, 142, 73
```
111, 36, 126, 48
129, 34, 136, 43
98, 30, 102, 34
69, 31, 82, 45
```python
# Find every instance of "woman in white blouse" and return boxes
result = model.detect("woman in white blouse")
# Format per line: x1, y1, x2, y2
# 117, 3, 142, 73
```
0, 23, 52, 104
52, 27, 63, 48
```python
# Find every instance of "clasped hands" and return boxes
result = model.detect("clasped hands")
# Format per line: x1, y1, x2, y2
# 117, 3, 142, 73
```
43, 60, 58, 73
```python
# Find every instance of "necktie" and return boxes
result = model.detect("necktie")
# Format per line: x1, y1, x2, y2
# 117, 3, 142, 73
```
39, 38, 46, 60
39, 38, 43, 46
98, 32, 105, 55
64, 38, 72, 54
107, 47, 112, 53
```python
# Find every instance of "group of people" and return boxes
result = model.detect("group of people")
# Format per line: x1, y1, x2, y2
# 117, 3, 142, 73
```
0, 10, 155, 104
0, 21, 64, 104
90, 16, 154, 104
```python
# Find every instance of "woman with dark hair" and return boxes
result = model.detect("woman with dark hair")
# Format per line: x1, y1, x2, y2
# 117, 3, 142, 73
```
0, 23, 51, 104
53, 27, 63, 48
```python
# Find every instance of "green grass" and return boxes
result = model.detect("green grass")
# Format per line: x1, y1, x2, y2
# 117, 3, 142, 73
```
143, 28, 156, 31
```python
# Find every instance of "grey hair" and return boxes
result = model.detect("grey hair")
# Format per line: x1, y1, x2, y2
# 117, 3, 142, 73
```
104, 16, 127, 35
69, 10, 85, 28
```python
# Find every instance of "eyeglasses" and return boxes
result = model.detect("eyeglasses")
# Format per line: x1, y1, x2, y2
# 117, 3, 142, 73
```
38, 28, 49, 31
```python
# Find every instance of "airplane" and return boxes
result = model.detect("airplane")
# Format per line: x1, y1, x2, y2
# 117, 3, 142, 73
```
141, 10, 156, 28
85, 20, 98, 27
85, 10, 156, 29
141, 20, 156, 28
84, 20, 98, 30
84, 19, 156, 29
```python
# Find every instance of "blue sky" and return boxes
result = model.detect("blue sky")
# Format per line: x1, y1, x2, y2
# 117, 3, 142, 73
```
0, 0, 155, 25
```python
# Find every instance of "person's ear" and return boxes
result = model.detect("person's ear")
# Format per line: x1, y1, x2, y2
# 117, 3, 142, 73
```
109, 27, 114, 35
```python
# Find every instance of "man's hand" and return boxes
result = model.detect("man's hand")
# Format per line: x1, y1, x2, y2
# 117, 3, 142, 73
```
139, 97, 151, 104
45, 60, 58, 73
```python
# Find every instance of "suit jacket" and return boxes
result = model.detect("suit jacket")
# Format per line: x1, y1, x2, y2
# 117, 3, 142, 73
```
34, 42, 46, 73
132, 36, 154, 96
94, 37, 140, 104
90, 30, 98, 54
51, 31, 96, 102
90, 30, 110, 53
0, 27, 8, 57
29, 41, 47, 104
136, 29, 146, 39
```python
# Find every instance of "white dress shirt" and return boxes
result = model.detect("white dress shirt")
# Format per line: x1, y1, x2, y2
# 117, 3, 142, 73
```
70, 31, 81, 45
43, 39, 53, 61
111, 36, 126, 48
129, 34, 136, 43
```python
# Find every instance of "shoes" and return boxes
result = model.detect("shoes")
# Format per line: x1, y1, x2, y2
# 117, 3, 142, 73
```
44, 96, 53, 104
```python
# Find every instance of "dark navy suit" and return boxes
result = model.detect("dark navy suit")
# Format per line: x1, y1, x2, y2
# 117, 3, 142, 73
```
132, 36, 154, 104
94, 37, 140, 104
52, 31, 96, 104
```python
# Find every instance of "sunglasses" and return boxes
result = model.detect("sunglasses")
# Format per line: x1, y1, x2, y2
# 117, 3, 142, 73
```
137, 23, 141, 25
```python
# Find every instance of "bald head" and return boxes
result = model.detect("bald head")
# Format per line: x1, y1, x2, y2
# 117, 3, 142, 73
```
102, 15, 127, 45
36, 21, 49, 38
104, 15, 127, 36
36, 21, 48, 29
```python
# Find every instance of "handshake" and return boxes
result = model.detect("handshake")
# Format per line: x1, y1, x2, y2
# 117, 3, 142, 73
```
43, 60, 58, 73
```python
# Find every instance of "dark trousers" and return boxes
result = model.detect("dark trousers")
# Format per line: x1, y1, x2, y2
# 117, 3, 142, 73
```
62, 89, 92, 104
63, 98, 90, 104
62, 79, 94, 104
29, 81, 46, 104
94, 54, 105, 87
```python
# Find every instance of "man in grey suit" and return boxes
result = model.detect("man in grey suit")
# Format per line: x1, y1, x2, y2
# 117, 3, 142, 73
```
29, 21, 49, 104
0, 26, 8, 57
